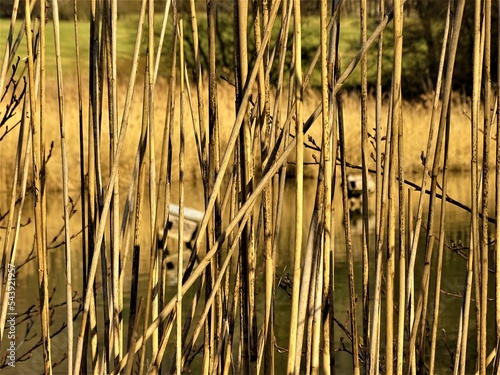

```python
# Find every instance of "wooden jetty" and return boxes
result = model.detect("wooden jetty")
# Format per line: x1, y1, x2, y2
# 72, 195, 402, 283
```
347, 174, 375, 211
166, 204, 205, 246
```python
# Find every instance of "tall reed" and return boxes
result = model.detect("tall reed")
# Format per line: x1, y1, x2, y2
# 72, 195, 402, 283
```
24, 1, 52, 372
50, 0, 73, 372
1, 1, 500, 374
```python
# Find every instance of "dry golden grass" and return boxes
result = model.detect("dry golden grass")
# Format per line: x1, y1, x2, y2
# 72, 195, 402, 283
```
333, 92, 486, 173
0, 75, 488, 193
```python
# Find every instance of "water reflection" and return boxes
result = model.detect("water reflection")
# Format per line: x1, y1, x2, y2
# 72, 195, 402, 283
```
0, 172, 497, 374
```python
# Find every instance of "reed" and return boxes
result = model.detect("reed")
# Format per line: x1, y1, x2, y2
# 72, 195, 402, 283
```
50, 1, 73, 373
1, 1, 500, 374
497, 0, 500, 371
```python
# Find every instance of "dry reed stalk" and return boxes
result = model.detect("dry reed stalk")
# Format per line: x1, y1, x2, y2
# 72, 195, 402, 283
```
453, 230, 475, 375
286, 0, 305, 373
24, 3, 52, 373
223, 260, 241, 375
497, 0, 500, 362
72, 0, 89, 371
389, 45, 399, 375
87, 0, 100, 370
396, 167, 406, 375
94, 5, 114, 368
480, 2, 492, 374
309, 235, 324, 375
102, 0, 122, 366
72, 0, 148, 372
51, 1, 74, 373
184, 15, 206, 349
0, 0, 20, 106
72, 0, 85, 278
88, 252, 98, 373
371, 1, 384, 369
130, 65, 150, 374
234, 1, 255, 372
375, 0, 383, 268
104, 16, 119, 369
359, 0, 370, 370
326, 6, 341, 373
429, 97, 451, 375
184, 46, 206, 264
388, 0, 403, 373
305, 245, 316, 374
136, 2, 159, 373
147, 0, 159, 365
471, 0, 482, 371
241, 23, 256, 374
411, 4, 451, 365
222, 175, 241, 375
40, 0, 47, 273
251, 1, 275, 372
369, 94, 393, 375
153, 0, 172, 84
407, 187, 416, 375
188, 0, 208, 190
320, 0, 332, 373
99, 3, 114, 372
312, 221, 325, 375
205, 0, 221, 373
338, 88, 360, 375
396, 49, 406, 375
294, 181, 323, 373
155, 6, 177, 368
268, 7, 293, 336
176, 18, 185, 375
396, 112, 407, 364
270, 0, 292, 262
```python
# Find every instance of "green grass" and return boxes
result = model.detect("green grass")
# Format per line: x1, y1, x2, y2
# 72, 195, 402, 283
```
0, 14, 141, 80
1, 13, 439, 96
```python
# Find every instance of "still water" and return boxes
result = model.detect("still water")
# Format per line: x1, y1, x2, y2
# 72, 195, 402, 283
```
0, 172, 497, 374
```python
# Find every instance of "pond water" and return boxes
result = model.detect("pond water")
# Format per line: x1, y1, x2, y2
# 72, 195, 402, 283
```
0, 172, 497, 374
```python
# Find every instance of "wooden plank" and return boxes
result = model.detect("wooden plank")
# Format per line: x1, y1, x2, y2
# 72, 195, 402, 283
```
166, 204, 204, 242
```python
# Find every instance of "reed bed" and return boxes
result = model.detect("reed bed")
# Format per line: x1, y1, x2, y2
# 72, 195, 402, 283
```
0, 0, 499, 374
